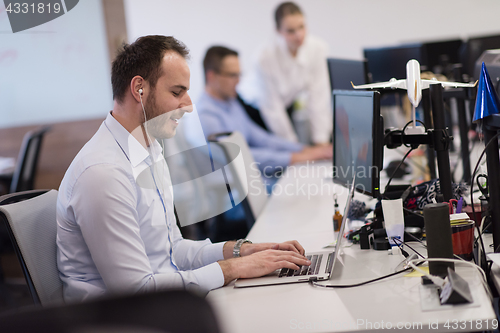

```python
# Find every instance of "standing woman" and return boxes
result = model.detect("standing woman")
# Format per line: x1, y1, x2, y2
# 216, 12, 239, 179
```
245, 2, 332, 144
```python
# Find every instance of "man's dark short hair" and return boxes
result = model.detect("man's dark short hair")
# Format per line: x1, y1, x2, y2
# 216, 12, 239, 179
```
111, 35, 189, 103
274, 2, 303, 30
203, 46, 238, 82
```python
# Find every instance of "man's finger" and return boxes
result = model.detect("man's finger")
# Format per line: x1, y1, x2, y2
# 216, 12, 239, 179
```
284, 240, 305, 255
278, 243, 299, 253
275, 261, 301, 271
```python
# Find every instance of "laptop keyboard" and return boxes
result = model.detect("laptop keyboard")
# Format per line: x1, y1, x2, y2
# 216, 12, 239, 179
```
278, 253, 334, 278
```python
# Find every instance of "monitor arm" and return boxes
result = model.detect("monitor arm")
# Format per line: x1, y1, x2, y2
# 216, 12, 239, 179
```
383, 84, 454, 202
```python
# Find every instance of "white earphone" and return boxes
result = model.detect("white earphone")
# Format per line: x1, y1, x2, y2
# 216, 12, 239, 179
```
138, 87, 148, 130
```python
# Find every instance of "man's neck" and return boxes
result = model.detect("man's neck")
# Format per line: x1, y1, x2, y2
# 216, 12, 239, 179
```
111, 102, 150, 149
205, 86, 232, 102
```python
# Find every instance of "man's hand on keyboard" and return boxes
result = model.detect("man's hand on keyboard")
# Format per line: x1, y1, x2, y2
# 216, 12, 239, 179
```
240, 240, 305, 257
218, 250, 311, 285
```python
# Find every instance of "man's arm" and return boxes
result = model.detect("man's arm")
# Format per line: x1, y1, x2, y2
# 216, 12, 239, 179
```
290, 145, 333, 164
218, 248, 310, 285
217, 240, 309, 285
69, 164, 224, 293
222, 240, 305, 259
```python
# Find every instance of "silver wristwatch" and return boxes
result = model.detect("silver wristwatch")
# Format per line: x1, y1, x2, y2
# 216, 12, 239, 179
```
233, 239, 252, 258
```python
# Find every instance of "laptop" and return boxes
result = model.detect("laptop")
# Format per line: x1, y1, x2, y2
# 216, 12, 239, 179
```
234, 178, 355, 288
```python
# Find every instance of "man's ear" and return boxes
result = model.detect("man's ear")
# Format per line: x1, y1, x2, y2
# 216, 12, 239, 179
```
130, 76, 145, 102
206, 70, 216, 84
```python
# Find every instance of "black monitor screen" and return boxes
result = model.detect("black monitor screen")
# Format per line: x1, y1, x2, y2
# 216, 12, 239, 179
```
460, 34, 500, 78
333, 90, 383, 197
422, 39, 463, 73
364, 44, 423, 82
327, 58, 368, 90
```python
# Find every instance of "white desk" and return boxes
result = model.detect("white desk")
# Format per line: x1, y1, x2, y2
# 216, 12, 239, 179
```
207, 161, 497, 333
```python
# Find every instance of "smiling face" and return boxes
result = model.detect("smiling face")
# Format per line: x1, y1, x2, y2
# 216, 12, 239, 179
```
144, 51, 193, 139
278, 13, 306, 55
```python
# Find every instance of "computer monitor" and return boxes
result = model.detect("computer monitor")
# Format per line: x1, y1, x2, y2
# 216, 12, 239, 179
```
475, 49, 500, 95
460, 34, 500, 78
364, 44, 423, 82
327, 58, 368, 90
332, 90, 383, 197
422, 39, 463, 74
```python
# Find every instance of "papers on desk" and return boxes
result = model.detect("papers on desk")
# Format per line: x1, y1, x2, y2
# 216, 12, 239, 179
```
323, 240, 337, 248
0, 157, 15, 173
450, 213, 471, 225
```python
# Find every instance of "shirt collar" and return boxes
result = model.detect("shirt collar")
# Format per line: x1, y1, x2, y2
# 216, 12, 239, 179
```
104, 112, 164, 169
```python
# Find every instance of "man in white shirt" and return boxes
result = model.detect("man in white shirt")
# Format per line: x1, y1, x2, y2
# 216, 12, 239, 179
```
56, 35, 310, 303
240, 2, 332, 144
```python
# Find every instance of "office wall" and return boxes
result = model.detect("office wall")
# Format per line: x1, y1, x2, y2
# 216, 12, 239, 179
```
124, 0, 500, 103
0, 0, 112, 128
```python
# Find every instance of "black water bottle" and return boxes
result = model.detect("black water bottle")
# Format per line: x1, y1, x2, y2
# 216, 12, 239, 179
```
423, 203, 454, 277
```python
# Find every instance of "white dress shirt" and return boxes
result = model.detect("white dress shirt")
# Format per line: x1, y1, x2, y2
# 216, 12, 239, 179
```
56, 112, 225, 303
242, 35, 332, 144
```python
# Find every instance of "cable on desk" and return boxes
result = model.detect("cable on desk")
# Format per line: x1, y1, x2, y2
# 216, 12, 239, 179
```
395, 235, 466, 262
392, 237, 425, 259
392, 237, 410, 258
469, 132, 500, 268
407, 258, 492, 301
309, 266, 413, 289
404, 230, 425, 243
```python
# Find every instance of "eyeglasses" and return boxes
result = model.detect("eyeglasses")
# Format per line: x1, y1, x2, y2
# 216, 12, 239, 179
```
216, 71, 241, 79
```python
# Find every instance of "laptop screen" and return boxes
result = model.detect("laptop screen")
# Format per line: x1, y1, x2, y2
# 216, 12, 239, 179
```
330, 175, 356, 272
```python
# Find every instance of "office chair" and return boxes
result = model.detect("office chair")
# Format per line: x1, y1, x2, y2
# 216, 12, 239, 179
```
10, 126, 51, 193
0, 189, 63, 306
0, 289, 221, 333
208, 131, 268, 227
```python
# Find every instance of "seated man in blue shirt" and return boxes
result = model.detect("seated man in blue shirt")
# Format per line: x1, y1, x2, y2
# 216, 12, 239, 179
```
56, 35, 310, 303
197, 46, 332, 177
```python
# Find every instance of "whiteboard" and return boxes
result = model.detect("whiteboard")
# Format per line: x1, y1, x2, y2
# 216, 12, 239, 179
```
0, 0, 112, 128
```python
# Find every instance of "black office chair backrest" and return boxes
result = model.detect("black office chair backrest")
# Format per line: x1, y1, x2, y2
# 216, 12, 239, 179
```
0, 289, 221, 333
10, 126, 50, 193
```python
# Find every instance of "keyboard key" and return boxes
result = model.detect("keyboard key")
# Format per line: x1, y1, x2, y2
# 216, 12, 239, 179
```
326, 253, 334, 274
279, 268, 289, 277
307, 255, 319, 275
314, 255, 323, 275
299, 264, 309, 276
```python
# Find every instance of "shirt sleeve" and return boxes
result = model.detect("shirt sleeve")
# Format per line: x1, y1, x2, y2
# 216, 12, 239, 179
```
257, 54, 299, 142
307, 42, 333, 144
171, 220, 225, 270
69, 164, 225, 295
246, 114, 303, 153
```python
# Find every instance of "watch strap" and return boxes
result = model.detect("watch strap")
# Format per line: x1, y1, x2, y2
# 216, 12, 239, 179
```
233, 239, 252, 258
